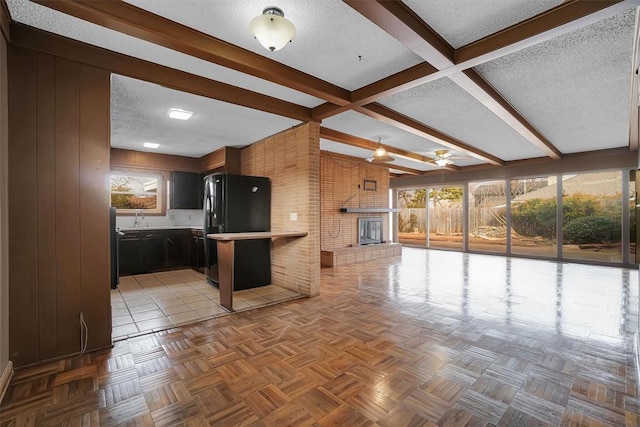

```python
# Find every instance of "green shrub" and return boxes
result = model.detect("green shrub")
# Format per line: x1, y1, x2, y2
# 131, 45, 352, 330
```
563, 216, 619, 244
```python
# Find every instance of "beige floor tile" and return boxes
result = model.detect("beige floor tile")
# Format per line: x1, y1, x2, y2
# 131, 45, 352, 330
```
181, 294, 208, 304
127, 302, 159, 314
115, 270, 298, 338
132, 309, 165, 322
168, 311, 200, 325
232, 299, 251, 310
111, 307, 129, 317
237, 296, 271, 306
112, 323, 138, 339
195, 306, 228, 317
160, 303, 192, 315
112, 315, 134, 327
154, 300, 186, 311
175, 289, 201, 298
111, 301, 127, 310
135, 317, 173, 332
189, 300, 218, 310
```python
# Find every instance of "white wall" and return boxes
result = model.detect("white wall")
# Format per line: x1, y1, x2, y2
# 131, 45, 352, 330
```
115, 209, 203, 230
0, 33, 9, 374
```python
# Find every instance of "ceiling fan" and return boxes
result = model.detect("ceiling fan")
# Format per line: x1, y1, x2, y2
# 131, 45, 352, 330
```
427, 149, 469, 167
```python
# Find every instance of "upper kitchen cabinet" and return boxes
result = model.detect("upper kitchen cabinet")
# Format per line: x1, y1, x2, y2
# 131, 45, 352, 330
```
170, 171, 202, 209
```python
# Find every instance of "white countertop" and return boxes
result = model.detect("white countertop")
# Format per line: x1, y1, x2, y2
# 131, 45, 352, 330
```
118, 226, 203, 231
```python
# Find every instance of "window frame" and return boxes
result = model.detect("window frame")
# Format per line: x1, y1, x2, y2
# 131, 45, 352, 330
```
110, 170, 166, 216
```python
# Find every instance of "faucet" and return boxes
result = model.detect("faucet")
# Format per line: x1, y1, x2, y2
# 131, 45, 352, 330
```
133, 209, 145, 228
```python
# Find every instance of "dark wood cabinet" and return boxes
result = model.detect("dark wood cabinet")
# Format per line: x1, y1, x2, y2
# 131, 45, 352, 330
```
166, 232, 191, 269
191, 229, 205, 273
170, 171, 203, 209
118, 228, 201, 275
118, 237, 141, 276
141, 234, 166, 272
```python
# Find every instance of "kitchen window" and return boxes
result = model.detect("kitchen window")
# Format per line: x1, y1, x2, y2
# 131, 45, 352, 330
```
110, 172, 165, 215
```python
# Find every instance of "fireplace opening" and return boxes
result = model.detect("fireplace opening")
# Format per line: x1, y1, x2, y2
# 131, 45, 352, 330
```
358, 217, 383, 245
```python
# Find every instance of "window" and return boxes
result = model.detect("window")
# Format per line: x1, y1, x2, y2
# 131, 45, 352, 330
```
110, 172, 164, 214
510, 176, 557, 258
561, 171, 622, 263
468, 180, 507, 253
427, 186, 463, 250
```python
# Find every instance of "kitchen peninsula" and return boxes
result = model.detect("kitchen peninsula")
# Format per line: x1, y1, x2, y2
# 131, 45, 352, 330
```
207, 231, 308, 310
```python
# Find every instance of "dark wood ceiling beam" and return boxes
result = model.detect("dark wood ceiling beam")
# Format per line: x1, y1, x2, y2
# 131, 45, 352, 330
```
357, 103, 504, 166
11, 24, 313, 122
450, 70, 562, 159
344, 0, 453, 69
0, 0, 11, 41
455, 0, 627, 66
322, 0, 630, 134
312, 63, 440, 120
320, 150, 424, 175
344, 0, 561, 160
32, 0, 352, 106
320, 126, 459, 169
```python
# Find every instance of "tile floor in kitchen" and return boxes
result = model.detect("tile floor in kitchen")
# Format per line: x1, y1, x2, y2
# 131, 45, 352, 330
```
110, 268, 303, 340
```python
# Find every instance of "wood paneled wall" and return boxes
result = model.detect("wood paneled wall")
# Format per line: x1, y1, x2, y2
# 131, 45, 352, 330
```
320, 154, 390, 250
241, 123, 320, 297
0, 24, 9, 376
8, 45, 111, 368
200, 146, 241, 174
110, 148, 201, 173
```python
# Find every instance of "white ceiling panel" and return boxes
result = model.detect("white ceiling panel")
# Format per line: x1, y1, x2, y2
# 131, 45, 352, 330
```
125, 0, 424, 90
476, 8, 636, 154
403, 0, 563, 49
111, 75, 300, 157
6, 0, 322, 107
378, 77, 546, 161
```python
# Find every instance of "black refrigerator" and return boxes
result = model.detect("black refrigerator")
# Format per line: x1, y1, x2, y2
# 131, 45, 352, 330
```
203, 173, 271, 290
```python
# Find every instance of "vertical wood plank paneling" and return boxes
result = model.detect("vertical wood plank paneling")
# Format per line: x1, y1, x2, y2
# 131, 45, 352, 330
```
79, 65, 111, 352
36, 53, 57, 360
7, 46, 39, 366
54, 57, 81, 357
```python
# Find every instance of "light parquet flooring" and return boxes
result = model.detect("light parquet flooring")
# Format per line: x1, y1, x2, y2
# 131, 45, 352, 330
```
1, 248, 639, 426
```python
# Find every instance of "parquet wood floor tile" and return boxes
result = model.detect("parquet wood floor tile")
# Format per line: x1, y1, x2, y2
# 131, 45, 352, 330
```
1, 249, 639, 426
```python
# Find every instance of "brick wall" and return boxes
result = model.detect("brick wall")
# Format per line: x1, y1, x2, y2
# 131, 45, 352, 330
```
320, 154, 390, 251
241, 123, 320, 297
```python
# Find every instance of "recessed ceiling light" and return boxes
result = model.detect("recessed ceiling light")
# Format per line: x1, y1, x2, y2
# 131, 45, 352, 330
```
168, 108, 194, 120
143, 142, 160, 149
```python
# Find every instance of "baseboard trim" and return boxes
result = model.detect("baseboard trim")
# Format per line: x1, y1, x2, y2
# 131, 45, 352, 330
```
0, 360, 13, 405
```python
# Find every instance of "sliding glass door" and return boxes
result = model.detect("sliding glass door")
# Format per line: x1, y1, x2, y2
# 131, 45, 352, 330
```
397, 188, 426, 246
427, 186, 464, 250
510, 177, 558, 258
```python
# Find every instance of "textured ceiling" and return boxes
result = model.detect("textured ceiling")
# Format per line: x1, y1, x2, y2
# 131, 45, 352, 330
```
476, 8, 635, 154
378, 77, 547, 161
111, 75, 300, 157
403, 0, 564, 49
5, 0, 638, 176
125, 0, 424, 90
6, 0, 322, 107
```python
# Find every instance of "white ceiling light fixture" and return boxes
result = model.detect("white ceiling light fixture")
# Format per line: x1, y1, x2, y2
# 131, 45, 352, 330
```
367, 138, 395, 163
434, 157, 449, 167
168, 108, 194, 120
143, 142, 160, 149
250, 6, 296, 52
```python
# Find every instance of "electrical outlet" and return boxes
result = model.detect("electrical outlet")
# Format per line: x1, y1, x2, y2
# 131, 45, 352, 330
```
290, 212, 298, 221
